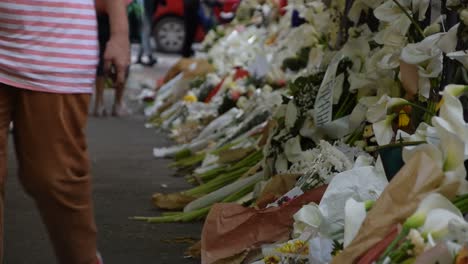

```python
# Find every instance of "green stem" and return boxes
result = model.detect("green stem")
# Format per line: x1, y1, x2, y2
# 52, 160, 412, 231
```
376, 227, 410, 264
392, 0, 425, 39
366, 141, 426, 152
406, 102, 436, 116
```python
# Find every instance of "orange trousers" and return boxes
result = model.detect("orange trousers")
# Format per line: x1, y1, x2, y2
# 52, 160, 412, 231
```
0, 85, 98, 264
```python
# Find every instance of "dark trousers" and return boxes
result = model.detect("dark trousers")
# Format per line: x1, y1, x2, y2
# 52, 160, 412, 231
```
182, 0, 200, 57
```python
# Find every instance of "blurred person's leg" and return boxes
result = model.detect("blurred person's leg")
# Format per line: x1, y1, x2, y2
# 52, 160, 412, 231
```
112, 80, 130, 117
0, 87, 14, 263
182, 0, 200, 57
94, 14, 111, 116
138, 0, 157, 66
12, 87, 98, 264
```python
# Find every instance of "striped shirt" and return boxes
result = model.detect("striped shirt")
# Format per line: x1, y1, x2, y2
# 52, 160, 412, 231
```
0, 0, 99, 94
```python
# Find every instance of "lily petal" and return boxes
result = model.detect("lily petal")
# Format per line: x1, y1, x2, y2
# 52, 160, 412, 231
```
367, 95, 407, 123
343, 198, 367, 247
415, 193, 462, 217
373, 114, 396, 145
421, 208, 465, 240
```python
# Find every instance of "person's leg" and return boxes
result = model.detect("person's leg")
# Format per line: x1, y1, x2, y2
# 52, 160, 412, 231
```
13, 90, 98, 264
182, 0, 200, 57
94, 76, 107, 116
94, 14, 110, 116
112, 81, 129, 116
0, 86, 14, 263
138, 0, 157, 66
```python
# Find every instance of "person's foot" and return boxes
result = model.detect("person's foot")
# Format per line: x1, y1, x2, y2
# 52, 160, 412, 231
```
112, 103, 130, 117
97, 252, 103, 264
93, 105, 107, 117
138, 55, 157, 67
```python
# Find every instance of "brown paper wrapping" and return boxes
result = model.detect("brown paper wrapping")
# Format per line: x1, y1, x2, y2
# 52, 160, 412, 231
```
333, 152, 459, 264
163, 58, 215, 83
152, 193, 197, 210
201, 185, 328, 264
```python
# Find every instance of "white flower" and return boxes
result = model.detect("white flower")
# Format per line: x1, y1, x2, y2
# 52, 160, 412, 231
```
374, 25, 408, 47
403, 123, 468, 193
285, 100, 298, 130
293, 203, 324, 237
343, 198, 367, 247
366, 95, 408, 123
461, 9, 468, 26
421, 208, 466, 239
412, 0, 431, 21
401, 34, 444, 98
342, 37, 371, 72
444, 84, 468, 97
374, 0, 412, 35
408, 229, 426, 256
447, 218, 468, 243
349, 0, 385, 23
402, 193, 462, 234
433, 88, 468, 158
373, 114, 397, 145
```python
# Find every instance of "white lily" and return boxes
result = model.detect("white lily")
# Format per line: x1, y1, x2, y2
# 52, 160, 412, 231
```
432, 89, 468, 158
401, 34, 444, 98
412, 0, 431, 21
374, 0, 412, 36
404, 193, 462, 230
373, 113, 397, 145
342, 36, 371, 73
444, 84, 468, 97
343, 198, 367, 247
285, 100, 298, 130
292, 203, 324, 238
349, 0, 385, 23
421, 208, 465, 239
447, 218, 468, 243
350, 96, 380, 129
366, 95, 408, 123
374, 25, 408, 47
403, 124, 467, 193
437, 24, 468, 69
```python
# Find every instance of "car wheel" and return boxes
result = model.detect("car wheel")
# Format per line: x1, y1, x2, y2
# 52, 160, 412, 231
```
153, 16, 185, 54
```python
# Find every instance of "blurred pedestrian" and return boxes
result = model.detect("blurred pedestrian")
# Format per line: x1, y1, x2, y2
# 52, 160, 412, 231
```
137, 0, 158, 66
94, 0, 132, 117
0, 0, 129, 263
182, 0, 201, 57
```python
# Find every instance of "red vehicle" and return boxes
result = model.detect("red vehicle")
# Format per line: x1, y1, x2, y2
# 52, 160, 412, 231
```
152, 0, 240, 53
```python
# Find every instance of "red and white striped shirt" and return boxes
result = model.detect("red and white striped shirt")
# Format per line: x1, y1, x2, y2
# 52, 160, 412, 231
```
0, 0, 98, 94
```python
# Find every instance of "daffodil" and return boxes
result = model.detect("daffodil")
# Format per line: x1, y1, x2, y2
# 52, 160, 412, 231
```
343, 198, 367, 247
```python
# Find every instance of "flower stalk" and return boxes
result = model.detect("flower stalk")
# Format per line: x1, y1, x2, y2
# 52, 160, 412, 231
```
392, 0, 425, 39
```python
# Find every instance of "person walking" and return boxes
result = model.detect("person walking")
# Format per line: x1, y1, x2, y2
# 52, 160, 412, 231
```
137, 0, 158, 66
0, 0, 130, 263
94, 0, 132, 117
182, 0, 201, 57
